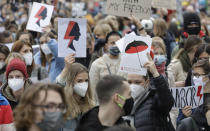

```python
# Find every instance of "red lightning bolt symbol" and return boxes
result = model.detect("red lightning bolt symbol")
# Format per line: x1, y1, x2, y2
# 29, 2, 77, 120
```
64, 21, 76, 51
197, 85, 203, 104
35, 6, 46, 23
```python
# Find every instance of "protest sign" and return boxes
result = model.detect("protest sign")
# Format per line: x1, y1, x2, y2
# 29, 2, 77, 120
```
72, 2, 87, 17
105, 0, 152, 19
58, 18, 86, 58
116, 32, 136, 53
152, 0, 176, 10
170, 85, 204, 109
26, 2, 54, 32
119, 35, 152, 75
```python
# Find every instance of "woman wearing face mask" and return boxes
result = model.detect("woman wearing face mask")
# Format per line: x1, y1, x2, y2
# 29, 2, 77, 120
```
167, 35, 202, 87
89, 23, 112, 66
11, 40, 48, 83
152, 37, 167, 77
1, 58, 31, 109
0, 44, 10, 86
14, 83, 68, 131
89, 31, 127, 101
58, 62, 95, 131
177, 59, 210, 126
34, 32, 64, 82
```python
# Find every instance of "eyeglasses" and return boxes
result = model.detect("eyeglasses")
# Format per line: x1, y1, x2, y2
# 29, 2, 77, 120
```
192, 72, 207, 78
197, 57, 209, 61
33, 103, 67, 113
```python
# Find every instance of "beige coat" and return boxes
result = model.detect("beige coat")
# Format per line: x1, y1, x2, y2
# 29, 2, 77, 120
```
167, 59, 188, 87
89, 54, 127, 93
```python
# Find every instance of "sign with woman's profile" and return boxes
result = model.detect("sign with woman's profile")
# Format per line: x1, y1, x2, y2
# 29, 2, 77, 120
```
26, 2, 54, 32
58, 18, 87, 58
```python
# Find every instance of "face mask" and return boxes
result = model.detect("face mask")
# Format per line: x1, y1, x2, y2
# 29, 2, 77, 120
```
117, 94, 134, 116
12, 33, 16, 40
0, 61, 5, 69
186, 27, 200, 35
36, 112, 64, 131
8, 78, 24, 92
41, 43, 52, 55
20, 17, 27, 24
130, 84, 145, 99
154, 55, 167, 65
23, 52, 33, 66
206, 111, 210, 126
193, 76, 206, 86
109, 46, 120, 56
73, 82, 88, 97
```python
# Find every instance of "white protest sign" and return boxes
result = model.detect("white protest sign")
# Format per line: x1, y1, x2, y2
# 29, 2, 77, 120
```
105, 0, 152, 19
72, 2, 87, 17
116, 32, 136, 53
26, 2, 54, 32
119, 35, 152, 75
170, 85, 204, 109
152, 0, 176, 10
58, 18, 86, 58
5, 43, 13, 51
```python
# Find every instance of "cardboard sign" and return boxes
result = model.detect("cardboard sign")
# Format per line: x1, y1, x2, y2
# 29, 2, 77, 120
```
105, 0, 152, 19
58, 18, 87, 58
152, 0, 176, 10
170, 85, 204, 109
119, 35, 152, 75
72, 2, 87, 17
26, 2, 54, 32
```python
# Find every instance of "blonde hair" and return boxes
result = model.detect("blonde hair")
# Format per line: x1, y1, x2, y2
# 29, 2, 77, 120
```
65, 63, 95, 118
94, 22, 112, 38
152, 37, 166, 54
153, 18, 167, 37
5, 52, 25, 65
105, 15, 119, 31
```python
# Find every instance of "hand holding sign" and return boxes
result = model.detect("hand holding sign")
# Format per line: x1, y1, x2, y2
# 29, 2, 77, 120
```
144, 53, 160, 78
182, 106, 192, 117
65, 54, 75, 68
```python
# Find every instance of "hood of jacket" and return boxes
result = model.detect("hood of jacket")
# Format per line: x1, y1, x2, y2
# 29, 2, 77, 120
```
1, 79, 32, 102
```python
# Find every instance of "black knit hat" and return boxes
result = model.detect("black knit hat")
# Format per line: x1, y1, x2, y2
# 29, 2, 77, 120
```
183, 12, 201, 31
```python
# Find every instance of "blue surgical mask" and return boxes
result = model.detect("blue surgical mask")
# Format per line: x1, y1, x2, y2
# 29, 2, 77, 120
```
154, 55, 167, 65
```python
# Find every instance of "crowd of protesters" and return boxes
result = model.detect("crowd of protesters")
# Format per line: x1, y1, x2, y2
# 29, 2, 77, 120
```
0, 0, 210, 131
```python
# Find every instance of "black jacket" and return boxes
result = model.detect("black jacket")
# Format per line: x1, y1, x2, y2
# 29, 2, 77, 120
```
75, 106, 128, 131
177, 105, 210, 131
134, 75, 175, 131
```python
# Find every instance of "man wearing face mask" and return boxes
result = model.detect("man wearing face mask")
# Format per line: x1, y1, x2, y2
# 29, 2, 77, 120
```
1, 58, 31, 109
177, 93, 210, 131
132, 53, 175, 131
76, 75, 133, 131
89, 31, 127, 100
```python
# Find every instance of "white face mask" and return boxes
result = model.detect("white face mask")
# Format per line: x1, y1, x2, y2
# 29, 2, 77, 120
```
8, 78, 25, 92
0, 61, 5, 69
130, 84, 145, 99
193, 76, 206, 86
23, 52, 33, 66
41, 43, 52, 55
73, 82, 88, 97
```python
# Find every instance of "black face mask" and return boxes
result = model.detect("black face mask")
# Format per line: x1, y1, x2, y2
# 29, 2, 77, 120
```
186, 27, 200, 35
123, 97, 134, 116
109, 46, 120, 56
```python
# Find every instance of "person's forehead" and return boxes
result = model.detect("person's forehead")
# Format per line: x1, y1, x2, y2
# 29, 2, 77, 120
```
8, 70, 24, 76
39, 90, 63, 104
127, 74, 144, 81
193, 67, 205, 74
108, 35, 121, 41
